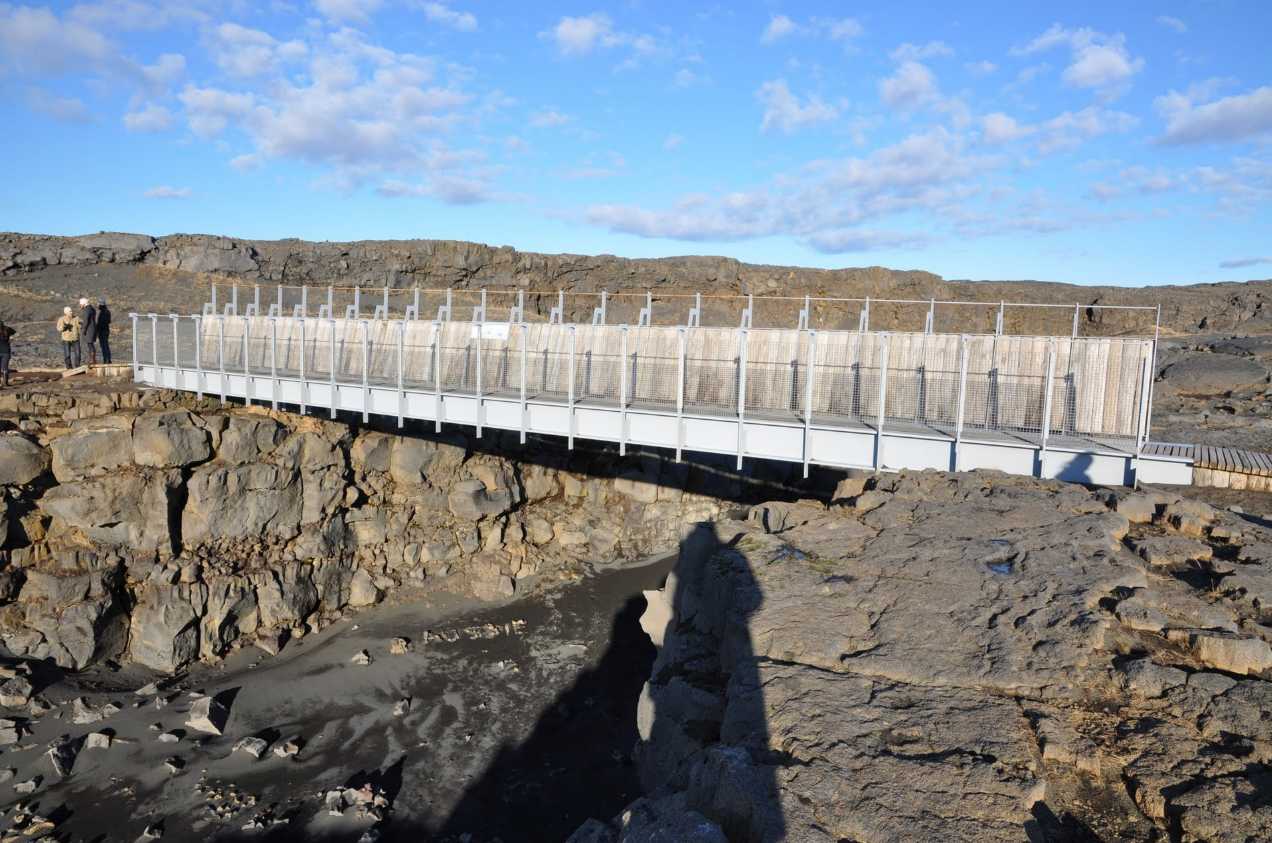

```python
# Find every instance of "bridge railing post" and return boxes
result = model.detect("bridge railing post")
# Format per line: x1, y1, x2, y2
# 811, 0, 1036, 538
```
802, 329, 817, 478
148, 314, 159, 373
193, 315, 203, 399
328, 317, 337, 419
875, 333, 890, 470
475, 321, 484, 438
736, 327, 749, 470
433, 320, 443, 432
567, 325, 576, 450
1039, 337, 1056, 477
360, 319, 370, 423
218, 315, 226, 406
519, 322, 528, 444
396, 319, 405, 428
676, 326, 686, 462
298, 317, 307, 415
241, 314, 251, 407
170, 314, 180, 374
619, 326, 628, 456
129, 313, 140, 380
269, 316, 279, 411
954, 334, 969, 471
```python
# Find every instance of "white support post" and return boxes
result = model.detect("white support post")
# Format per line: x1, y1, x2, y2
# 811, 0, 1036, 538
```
676, 326, 686, 462
954, 335, 969, 471
1039, 338, 1056, 477
567, 325, 576, 450
688, 293, 701, 327
241, 315, 251, 407
798, 295, 810, 330
550, 290, 564, 324
231, 284, 239, 316
193, 315, 203, 398
1135, 352, 1153, 457
301, 285, 308, 318
218, 316, 226, 406
354, 286, 361, 319
327, 286, 334, 320
875, 333, 890, 470
382, 286, 389, 319
925, 299, 935, 334
276, 285, 283, 317
859, 298, 870, 332
210, 285, 218, 317
519, 323, 529, 444
130, 313, 140, 381
802, 330, 817, 478
253, 285, 261, 317
149, 314, 159, 370
619, 326, 628, 456
433, 320, 443, 432
413, 288, 420, 320
269, 316, 279, 411
360, 320, 370, 423
740, 295, 753, 329
475, 319, 484, 439
736, 327, 749, 470
298, 317, 307, 415
170, 314, 180, 370
396, 319, 405, 428
592, 291, 607, 325
995, 301, 1005, 336
329, 317, 337, 420
1072, 303, 1080, 339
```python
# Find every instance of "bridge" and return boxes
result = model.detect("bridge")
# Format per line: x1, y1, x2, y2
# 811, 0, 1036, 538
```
128, 284, 1194, 487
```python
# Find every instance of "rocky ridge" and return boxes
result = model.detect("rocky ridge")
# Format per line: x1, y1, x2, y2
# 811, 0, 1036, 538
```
575, 471, 1272, 842
0, 390, 774, 674
4, 231, 1272, 335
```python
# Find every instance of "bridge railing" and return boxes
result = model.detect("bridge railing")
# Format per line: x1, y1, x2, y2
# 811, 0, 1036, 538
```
203, 283, 1160, 338
134, 313, 1155, 455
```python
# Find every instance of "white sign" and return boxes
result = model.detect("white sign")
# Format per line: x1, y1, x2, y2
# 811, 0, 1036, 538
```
471, 322, 510, 340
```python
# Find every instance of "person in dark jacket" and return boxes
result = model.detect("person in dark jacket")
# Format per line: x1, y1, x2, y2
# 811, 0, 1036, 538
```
96, 298, 112, 364
0, 318, 14, 387
78, 297, 98, 366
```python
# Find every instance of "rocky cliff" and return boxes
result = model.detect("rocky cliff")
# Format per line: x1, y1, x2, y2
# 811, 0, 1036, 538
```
0, 389, 791, 673
574, 472, 1272, 843
4, 231, 1272, 335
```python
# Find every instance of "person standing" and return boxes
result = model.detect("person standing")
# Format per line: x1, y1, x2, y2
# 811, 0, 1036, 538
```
0, 319, 14, 387
78, 297, 98, 366
57, 306, 81, 369
96, 298, 113, 364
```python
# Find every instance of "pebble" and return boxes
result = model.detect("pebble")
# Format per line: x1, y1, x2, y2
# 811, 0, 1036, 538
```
351, 650, 373, 666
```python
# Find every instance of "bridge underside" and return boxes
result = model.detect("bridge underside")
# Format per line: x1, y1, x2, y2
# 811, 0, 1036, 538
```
134, 361, 1193, 487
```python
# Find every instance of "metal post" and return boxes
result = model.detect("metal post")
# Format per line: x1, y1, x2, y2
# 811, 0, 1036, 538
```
954, 335, 969, 471
802, 330, 817, 478
382, 286, 389, 319
230, 284, 239, 316
217, 316, 226, 405
193, 315, 203, 399
253, 285, 261, 316
860, 297, 870, 332
396, 319, 405, 428
267, 317, 277, 410
567, 325, 576, 450
210, 285, 217, 315
619, 326, 628, 456
413, 288, 420, 320
519, 323, 529, 444
298, 317, 307, 415
360, 319, 369, 423
736, 327, 749, 470
171, 314, 180, 370
1039, 338, 1056, 477
150, 314, 159, 371
1145, 304, 1161, 449
130, 313, 139, 381
327, 286, 334, 319
475, 318, 483, 439
1136, 353, 1153, 456
996, 301, 1005, 336
242, 315, 251, 407
875, 334, 890, 470
354, 286, 361, 319
276, 285, 283, 316
433, 320, 443, 432
1072, 303, 1080, 338
676, 326, 686, 462
302, 285, 308, 317
329, 317, 337, 419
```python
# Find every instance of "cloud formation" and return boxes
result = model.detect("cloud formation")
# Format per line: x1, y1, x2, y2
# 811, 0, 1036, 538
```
1015, 24, 1143, 96
757, 79, 837, 133
1157, 86, 1272, 145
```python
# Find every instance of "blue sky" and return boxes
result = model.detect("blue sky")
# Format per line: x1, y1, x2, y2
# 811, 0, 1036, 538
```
1, 1, 1270, 286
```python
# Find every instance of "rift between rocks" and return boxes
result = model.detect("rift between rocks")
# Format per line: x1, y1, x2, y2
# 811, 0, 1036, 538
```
0, 389, 795, 673
573, 473, 1272, 843
4, 230, 1272, 334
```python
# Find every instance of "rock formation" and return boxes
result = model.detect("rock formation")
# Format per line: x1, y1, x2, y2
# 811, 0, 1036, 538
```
577, 472, 1272, 842
0, 389, 754, 673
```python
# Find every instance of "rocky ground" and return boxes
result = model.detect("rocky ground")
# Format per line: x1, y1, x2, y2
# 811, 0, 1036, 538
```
578, 472, 1272, 843
1153, 334, 1272, 451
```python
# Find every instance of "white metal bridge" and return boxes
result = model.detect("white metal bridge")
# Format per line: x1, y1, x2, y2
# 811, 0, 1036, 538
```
127, 285, 1192, 487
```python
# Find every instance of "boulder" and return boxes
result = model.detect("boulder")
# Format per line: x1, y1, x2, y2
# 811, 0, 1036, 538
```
39, 472, 176, 550
133, 411, 212, 468
448, 478, 513, 520
183, 463, 302, 543
1160, 353, 1267, 395
186, 694, 230, 735
0, 676, 32, 707
350, 431, 394, 473
216, 415, 285, 464
348, 569, 382, 607
129, 584, 203, 673
49, 425, 132, 481
0, 433, 50, 486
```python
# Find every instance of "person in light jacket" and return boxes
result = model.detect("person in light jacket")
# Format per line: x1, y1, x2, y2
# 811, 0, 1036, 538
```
57, 307, 81, 369
78, 297, 98, 366
96, 298, 113, 364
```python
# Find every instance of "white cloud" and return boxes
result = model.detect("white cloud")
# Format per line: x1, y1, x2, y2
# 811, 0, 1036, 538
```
0, 5, 118, 76
179, 85, 255, 138
761, 14, 797, 44
663, 133, 684, 150
529, 108, 572, 128
1219, 257, 1272, 269
1015, 25, 1144, 96
804, 228, 930, 253
67, 1, 207, 32
545, 13, 616, 56
123, 102, 173, 132
672, 68, 702, 88
825, 18, 863, 41
229, 153, 263, 171
1036, 107, 1138, 153
981, 112, 1033, 144
965, 60, 997, 76
879, 61, 938, 110
756, 79, 837, 133
1157, 16, 1188, 34
1157, 85, 1272, 145
27, 90, 93, 123
208, 23, 305, 78
314, 0, 382, 24
422, 2, 476, 32
144, 185, 191, 199
889, 41, 953, 62
376, 174, 489, 204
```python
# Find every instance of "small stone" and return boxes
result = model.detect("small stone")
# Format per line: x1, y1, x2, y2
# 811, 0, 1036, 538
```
14, 776, 39, 794
351, 650, 372, 666
186, 694, 229, 735
158, 731, 180, 743
392, 698, 412, 717
85, 732, 112, 750
389, 637, 412, 655
135, 681, 161, 697
272, 738, 301, 759
233, 736, 270, 759
139, 821, 164, 840
71, 697, 103, 725
46, 734, 79, 777
0, 768, 14, 783
164, 756, 184, 774
0, 676, 33, 707
0, 717, 21, 745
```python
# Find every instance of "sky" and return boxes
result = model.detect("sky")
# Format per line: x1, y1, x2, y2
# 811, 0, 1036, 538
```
1, 1, 1270, 286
